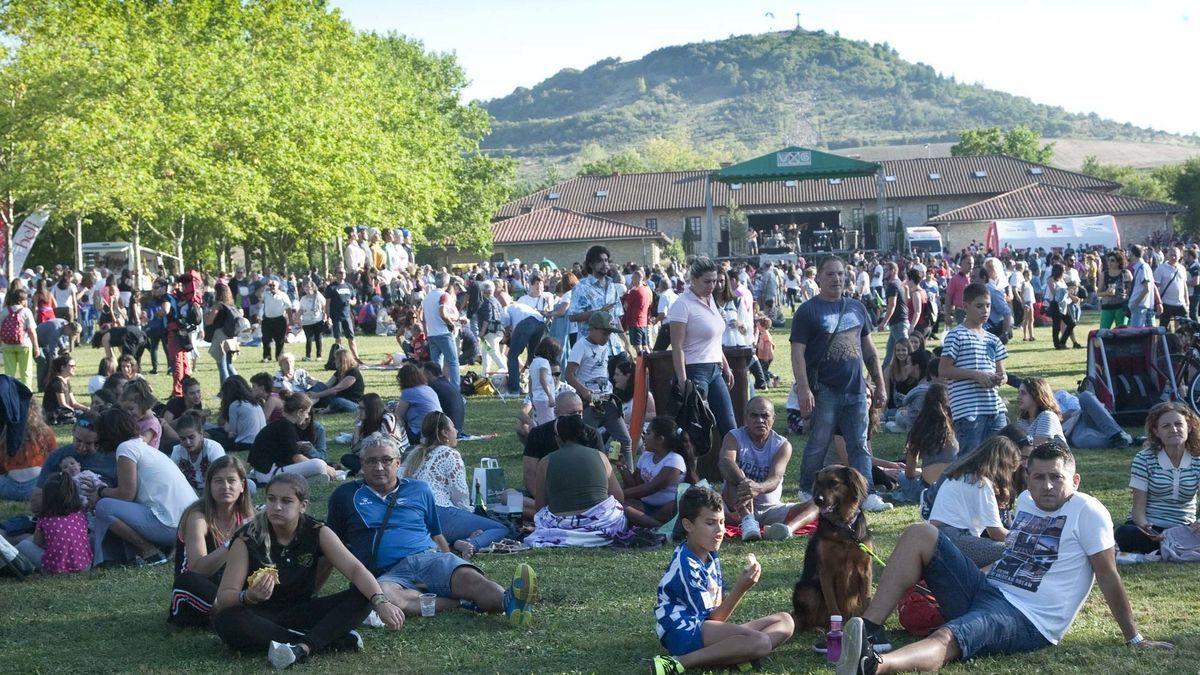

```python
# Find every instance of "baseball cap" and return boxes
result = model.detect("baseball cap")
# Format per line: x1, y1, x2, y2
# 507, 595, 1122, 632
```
587, 311, 623, 333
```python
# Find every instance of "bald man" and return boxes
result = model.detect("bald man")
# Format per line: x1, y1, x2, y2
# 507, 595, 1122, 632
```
521, 391, 604, 493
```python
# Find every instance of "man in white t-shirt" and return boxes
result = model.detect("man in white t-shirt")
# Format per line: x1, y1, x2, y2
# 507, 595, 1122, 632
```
422, 272, 464, 390
1153, 246, 1188, 326
565, 311, 631, 465
1127, 245, 1160, 328
835, 444, 1173, 675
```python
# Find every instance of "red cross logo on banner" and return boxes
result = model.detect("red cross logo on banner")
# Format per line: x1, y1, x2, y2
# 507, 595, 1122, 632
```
1046, 224, 1064, 234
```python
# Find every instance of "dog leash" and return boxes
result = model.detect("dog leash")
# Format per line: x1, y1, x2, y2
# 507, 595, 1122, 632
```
839, 513, 935, 596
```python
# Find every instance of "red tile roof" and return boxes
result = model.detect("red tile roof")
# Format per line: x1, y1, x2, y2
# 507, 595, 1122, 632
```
495, 155, 1121, 219
927, 183, 1185, 224
492, 207, 668, 245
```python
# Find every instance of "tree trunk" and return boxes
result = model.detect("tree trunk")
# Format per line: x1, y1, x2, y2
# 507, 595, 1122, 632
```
74, 214, 83, 272
131, 217, 142, 288
3, 193, 15, 279
175, 215, 186, 271
242, 239, 252, 271
321, 242, 328, 275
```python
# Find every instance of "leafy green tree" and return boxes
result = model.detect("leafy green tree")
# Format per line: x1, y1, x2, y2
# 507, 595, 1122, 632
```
1079, 156, 1176, 202
951, 125, 1054, 164
1172, 158, 1200, 233
425, 153, 516, 264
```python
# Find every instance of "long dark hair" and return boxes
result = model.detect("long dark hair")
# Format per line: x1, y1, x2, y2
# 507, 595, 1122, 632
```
218, 375, 255, 424
96, 407, 138, 454
944, 436, 1021, 508
647, 415, 697, 483
359, 393, 388, 437
905, 383, 956, 465
40, 472, 82, 518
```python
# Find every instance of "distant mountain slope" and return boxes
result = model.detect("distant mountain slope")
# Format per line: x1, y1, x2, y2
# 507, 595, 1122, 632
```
482, 29, 1196, 170
833, 139, 1200, 171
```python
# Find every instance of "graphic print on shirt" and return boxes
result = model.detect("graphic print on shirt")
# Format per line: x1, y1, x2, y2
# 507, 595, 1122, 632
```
986, 512, 1066, 592
821, 305, 864, 365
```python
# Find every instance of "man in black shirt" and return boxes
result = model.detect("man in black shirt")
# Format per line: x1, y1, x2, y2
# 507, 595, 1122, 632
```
323, 268, 360, 364
421, 361, 466, 436
521, 391, 604, 494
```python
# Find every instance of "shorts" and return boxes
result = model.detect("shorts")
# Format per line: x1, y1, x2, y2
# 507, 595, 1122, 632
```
925, 533, 1051, 659
378, 549, 478, 598
754, 502, 798, 526
330, 317, 354, 339
661, 622, 706, 656
627, 326, 648, 347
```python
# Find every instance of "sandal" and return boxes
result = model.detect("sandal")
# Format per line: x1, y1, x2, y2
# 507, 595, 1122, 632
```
478, 539, 531, 555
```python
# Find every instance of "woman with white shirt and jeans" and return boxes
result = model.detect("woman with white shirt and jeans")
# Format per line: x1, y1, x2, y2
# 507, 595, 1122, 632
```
91, 407, 198, 565
297, 281, 326, 361
403, 413, 508, 558
668, 257, 736, 438
927, 436, 1021, 568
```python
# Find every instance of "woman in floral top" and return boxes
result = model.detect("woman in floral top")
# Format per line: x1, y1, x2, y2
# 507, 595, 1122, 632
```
403, 411, 508, 558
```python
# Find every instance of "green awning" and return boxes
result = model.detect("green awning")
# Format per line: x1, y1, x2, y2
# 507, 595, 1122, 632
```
714, 146, 880, 183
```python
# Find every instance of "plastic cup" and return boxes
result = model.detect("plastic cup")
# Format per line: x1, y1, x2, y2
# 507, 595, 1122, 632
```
419, 592, 437, 617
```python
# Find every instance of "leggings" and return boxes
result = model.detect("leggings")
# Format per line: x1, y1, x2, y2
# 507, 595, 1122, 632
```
302, 322, 324, 359
213, 588, 370, 654
250, 459, 331, 485
170, 571, 220, 627
262, 316, 288, 361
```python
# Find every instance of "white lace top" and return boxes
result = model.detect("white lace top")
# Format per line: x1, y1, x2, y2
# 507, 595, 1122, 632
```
410, 445, 469, 509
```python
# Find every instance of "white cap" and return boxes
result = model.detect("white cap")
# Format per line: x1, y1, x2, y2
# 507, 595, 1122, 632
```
830, 615, 843, 622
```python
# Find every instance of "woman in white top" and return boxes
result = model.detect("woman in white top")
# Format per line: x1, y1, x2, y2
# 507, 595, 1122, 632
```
715, 271, 752, 348
668, 257, 736, 437
297, 280, 326, 362
1018, 376, 1066, 446
91, 407, 198, 565
928, 435, 1021, 567
403, 412, 508, 558
0, 287, 39, 388
1018, 268, 1037, 341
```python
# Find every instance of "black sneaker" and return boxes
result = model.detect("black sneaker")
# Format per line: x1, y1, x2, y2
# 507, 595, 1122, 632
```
865, 622, 893, 653
836, 617, 881, 675
331, 629, 363, 652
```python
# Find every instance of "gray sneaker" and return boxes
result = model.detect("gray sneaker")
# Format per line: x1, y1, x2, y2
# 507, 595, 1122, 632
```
267, 642, 305, 670
764, 523, 792, 541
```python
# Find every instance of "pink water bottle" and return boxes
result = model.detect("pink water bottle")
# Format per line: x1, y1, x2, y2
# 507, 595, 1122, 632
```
826, 614, 843, 663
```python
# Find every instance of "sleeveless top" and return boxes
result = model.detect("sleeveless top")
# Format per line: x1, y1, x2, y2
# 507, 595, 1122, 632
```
730, 427, 785, 509
1102, 271, 1126, 309
545, 442, 609, 514
236, 514, 325, 609
175, 512, 246, 578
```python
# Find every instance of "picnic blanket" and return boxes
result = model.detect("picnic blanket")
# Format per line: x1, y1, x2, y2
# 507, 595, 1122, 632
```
524, 496, 628, 548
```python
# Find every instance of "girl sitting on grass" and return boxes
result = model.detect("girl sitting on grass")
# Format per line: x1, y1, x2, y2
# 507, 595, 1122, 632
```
927, 435, 1021, 568
892, 382, 959, 503
618, 416, 697, 524
32, 471, 92, 574
88, 356, 116, 394
120, 379, 161, 450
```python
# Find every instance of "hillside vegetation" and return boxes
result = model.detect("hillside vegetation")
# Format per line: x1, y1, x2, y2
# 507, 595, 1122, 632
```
483, 29, 1197, 173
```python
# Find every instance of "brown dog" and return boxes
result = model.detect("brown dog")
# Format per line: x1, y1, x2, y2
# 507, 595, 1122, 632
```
792, 465, 873, 630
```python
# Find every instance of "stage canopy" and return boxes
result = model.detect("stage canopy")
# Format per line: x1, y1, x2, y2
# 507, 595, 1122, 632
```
713, 146, 880, 184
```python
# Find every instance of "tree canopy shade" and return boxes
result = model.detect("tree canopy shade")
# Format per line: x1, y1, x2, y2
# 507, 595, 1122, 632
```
713, 146, 880, 183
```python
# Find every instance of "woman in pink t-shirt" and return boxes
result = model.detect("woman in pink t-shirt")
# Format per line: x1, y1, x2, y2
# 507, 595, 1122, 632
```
667, 257, 737, 436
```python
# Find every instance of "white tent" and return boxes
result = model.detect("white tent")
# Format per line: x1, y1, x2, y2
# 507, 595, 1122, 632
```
985, 215, 1120, 252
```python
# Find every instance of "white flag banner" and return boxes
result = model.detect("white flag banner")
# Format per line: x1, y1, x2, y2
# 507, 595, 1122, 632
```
11, 210, 50, 272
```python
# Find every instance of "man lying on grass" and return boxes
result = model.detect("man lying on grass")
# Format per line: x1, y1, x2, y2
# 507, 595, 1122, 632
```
326, 433, 537, 627
651, 486, 794, 674
836, 443, 1174, 675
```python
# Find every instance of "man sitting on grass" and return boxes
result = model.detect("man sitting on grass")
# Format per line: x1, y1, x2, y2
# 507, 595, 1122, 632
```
327, 433, 537, 627
836, 443, 1174, 675
652, 486, 794, 674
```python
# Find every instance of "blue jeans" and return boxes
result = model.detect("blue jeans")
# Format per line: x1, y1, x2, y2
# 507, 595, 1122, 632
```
925, 533, 1050, 659
308, 383, 359, 414
685, 363, 736, 439
0, 474, 37, 501
953, 412, 1008, 455
437, 506, 509, 550
799, 386, 874, 494
1129, 307, 1155, 328
883, 321, 910, 369
1067, 391, 1123, 449
428, 333, 460, 392
213, 351, 237, 384
508, 316, 545, 393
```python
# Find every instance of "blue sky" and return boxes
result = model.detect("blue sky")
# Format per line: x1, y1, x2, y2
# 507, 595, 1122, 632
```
330, 0, 1199, 136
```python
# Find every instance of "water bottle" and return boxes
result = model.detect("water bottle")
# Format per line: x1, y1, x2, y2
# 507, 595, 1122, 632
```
826, 615, 843, 663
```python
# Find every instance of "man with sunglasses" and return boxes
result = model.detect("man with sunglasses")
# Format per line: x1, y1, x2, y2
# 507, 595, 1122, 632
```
30, 413, 107, 514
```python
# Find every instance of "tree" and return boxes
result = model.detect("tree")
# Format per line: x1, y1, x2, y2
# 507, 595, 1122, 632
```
950, 125, 1054, 164
425, 153, 516, 264
1079, 156, 1176, 202
1172, 158, 1200, 233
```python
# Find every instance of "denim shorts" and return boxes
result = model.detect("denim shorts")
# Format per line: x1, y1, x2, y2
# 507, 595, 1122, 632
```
925, 533, 1051, 659
627, 326, 648, 346
378, 549, 478, 597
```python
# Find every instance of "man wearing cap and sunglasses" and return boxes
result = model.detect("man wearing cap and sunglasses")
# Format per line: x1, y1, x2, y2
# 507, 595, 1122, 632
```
566, 311, 632, 466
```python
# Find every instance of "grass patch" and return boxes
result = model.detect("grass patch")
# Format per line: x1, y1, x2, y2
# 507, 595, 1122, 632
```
0, 315, 1195, 673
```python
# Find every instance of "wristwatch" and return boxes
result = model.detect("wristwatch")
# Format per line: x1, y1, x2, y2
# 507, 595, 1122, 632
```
370, 593, 388, 607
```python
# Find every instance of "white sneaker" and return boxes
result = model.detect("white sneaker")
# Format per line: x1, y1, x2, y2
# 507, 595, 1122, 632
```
798, 490, 813, 504
267, 641, 302, 670
884, 421, 901, 433
764, 523, 792, 541
740, 515, 762, 541
862, 494, 894, 512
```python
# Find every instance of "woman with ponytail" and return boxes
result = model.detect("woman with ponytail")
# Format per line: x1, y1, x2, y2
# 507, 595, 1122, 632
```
617, 416, 696, 524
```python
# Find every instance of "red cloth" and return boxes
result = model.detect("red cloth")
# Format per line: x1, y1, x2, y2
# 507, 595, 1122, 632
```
621, 286, 652, 328
898, 583, 944, 637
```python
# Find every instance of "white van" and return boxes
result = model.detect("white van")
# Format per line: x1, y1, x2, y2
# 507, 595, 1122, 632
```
905, 226, 944, 255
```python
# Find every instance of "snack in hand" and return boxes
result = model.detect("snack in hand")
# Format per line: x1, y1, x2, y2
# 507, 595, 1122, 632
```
247, 565, 279, 586
745, 553, 758, 569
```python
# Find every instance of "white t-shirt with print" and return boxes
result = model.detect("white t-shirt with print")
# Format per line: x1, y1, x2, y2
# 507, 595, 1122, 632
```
635, 451, 687, 507
568, 336, 612, 395
986, 490, 1115, 644
928, 475, 1002, 536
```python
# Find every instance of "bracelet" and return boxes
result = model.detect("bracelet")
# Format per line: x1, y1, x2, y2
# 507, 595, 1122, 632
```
238, 590, 248, 606
370, 592, 388, 607
1126, 633, 1144, 646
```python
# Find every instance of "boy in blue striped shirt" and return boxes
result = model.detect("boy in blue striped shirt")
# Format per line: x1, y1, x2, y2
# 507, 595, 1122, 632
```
651, 487, 794, 674
939, 283, 1008, 454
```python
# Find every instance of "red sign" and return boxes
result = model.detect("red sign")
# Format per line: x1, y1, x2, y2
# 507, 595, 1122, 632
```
1046, 224, 1064, 234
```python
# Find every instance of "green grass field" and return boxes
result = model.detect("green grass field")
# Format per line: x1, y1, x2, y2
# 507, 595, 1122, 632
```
0, 316, 1195, 674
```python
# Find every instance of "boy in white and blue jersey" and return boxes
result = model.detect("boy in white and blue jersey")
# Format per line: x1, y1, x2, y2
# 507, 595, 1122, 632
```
651, 487, 794, 675
940, 283, 1008, 454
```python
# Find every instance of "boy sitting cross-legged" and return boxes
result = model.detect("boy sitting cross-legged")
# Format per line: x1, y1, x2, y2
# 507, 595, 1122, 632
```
651, 486, 794, 674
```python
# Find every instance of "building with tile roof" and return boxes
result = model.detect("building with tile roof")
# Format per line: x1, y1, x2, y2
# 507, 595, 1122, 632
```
490, 207, 668, 268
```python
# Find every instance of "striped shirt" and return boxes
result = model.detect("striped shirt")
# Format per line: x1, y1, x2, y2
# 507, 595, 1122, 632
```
655, 544, 723, 641
1129, 448, 1199, 528
1022, 410, 1066, 445
942, 324, 1007, 420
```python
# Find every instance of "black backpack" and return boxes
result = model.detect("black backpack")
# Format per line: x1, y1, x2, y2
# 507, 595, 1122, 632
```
670, 381, 720, 482
325, 343, 345, 371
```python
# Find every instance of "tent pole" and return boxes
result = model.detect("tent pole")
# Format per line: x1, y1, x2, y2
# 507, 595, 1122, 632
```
704, 174, 714, 257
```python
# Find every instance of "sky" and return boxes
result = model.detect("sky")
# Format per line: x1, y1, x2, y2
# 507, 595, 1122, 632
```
330, 0, 1200, 136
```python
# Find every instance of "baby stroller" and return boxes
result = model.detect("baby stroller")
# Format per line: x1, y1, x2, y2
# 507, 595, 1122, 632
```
1080, 327, 1180, 426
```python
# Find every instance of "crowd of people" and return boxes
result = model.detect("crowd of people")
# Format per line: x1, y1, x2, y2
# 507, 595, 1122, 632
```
0, 232, 1192, 672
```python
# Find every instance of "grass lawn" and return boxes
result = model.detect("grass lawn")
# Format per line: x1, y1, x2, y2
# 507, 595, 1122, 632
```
0, 315, 1195, 674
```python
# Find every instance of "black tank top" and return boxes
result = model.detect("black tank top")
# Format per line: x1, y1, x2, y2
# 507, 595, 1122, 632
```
1102, 271, 1126, 308
237, 514, 325, 608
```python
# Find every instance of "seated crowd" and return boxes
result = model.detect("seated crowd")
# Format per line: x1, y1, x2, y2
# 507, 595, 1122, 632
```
0, 250, 1187, 674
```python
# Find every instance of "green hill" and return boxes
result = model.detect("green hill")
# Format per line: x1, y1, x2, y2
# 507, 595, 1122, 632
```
482, 29, 1196, 173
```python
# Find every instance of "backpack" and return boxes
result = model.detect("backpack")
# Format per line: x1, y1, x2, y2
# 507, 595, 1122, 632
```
0, 308, 24, 345
325, 342, 345, 371
0, 535, 36, 579
670, 380, 720, 482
